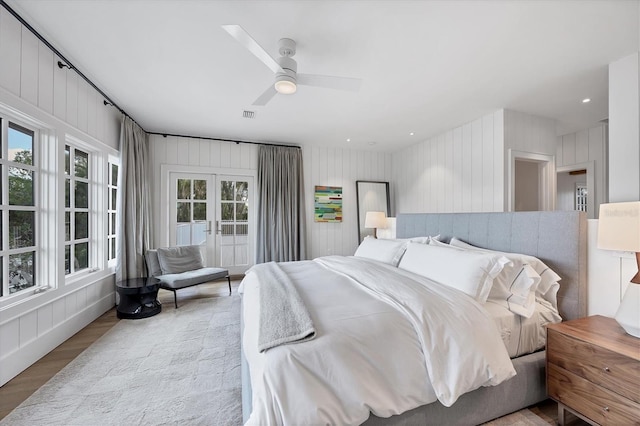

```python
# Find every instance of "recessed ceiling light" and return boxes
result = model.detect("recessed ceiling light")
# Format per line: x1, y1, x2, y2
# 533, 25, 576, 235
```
409, 132, 415, 136
582, 98, 591, 103
346, 138, 351, 142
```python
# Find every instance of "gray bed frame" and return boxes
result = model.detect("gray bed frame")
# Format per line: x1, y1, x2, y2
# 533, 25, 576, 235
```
242, 211, 587, 425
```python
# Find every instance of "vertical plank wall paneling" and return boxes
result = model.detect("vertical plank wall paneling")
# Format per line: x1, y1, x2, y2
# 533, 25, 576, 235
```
393, 110, 505, 213
148, 135, 391, 259
0, 6, 121, 386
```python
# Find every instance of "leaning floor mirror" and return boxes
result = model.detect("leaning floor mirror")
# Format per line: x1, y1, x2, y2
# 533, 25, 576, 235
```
356, 180, 391, 244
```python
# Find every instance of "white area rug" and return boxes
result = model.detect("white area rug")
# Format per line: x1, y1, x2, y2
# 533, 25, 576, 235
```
1, 295, 242, 426
2, 290, 554, 426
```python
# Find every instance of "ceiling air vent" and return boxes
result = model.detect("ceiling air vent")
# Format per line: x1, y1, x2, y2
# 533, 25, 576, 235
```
242, 110, 255, 119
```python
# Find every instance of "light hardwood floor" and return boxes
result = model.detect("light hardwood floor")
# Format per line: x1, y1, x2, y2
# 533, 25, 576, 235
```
0, 279, 586, 425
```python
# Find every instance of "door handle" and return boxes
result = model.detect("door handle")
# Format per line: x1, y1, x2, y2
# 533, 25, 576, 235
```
216, 220, 222, 235
205, 221, 212, 235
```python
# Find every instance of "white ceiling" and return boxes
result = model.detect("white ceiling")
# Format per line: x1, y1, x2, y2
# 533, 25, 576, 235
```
5, 0, 639, 152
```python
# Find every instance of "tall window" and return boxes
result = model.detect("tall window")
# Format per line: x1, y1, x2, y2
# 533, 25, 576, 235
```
107, 161, 118, 261
65, 144, 90, 275
1, 120, 38, 296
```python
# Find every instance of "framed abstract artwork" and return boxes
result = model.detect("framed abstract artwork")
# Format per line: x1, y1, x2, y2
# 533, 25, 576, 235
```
314, 186, 343, 222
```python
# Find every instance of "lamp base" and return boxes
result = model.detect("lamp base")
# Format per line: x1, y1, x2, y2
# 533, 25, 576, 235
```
615, 283, 640, 338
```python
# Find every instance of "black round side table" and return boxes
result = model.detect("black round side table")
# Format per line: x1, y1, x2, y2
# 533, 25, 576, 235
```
116, 277, 162, 319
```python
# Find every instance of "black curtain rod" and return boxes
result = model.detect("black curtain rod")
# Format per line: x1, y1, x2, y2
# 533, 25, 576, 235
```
0, 0, 144, 130
147, 132, 301, 149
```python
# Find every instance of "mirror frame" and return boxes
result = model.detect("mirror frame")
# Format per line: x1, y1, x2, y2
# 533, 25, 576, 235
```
356, 180, 391, 244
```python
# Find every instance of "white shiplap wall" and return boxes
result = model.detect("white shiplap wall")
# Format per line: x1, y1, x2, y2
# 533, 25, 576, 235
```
392, 110, 505, 213
148, 135, 391, 260
304, 146, 393, 259
0, 7, 121, 386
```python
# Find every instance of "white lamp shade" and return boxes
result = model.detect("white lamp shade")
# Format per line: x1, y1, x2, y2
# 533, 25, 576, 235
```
597, 201, 640, 251
364, 211, 387, 229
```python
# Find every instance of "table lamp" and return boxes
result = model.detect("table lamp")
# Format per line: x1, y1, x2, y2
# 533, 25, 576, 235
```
364, 211, 387, 238
597, 201, 640, 337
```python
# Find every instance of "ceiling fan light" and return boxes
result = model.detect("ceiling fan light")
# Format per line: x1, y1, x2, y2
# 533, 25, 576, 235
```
275, 75, 297, 94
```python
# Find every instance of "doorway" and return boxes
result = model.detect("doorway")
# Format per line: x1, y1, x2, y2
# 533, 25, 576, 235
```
508, 150, 556, 212
556, 161, 595, 219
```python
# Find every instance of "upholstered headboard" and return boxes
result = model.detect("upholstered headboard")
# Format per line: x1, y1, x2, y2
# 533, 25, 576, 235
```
396, 211, 587, 321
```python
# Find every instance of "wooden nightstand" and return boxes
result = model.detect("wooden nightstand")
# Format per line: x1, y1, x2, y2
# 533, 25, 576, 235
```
546, 315, 640, 425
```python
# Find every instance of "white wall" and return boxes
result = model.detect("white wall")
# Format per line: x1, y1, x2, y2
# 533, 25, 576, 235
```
0, 7, 121, 386
304, 146, 393, 259
393, 110, 505, 213
556, 125, 607, 218
609, 52, 640, 202
148, 135, 392, 260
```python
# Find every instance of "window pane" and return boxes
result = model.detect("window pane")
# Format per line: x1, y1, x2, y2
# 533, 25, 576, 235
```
221, 203, 234, 221
9, 210, 35, 249
8, 167, 34, 206
75, 212, 88, 239
176, 202, 191, 222
111, 238, 116, 260
193, 202, 206, 221
75, 242, 89, 270
111, 188, 117, 210
65, 145, 70, 175
221, 181, 234, 200
177, 179, 191, 200
74, 149, 88, 178
111, 213, 116, 235
9, 251, 35, 293
236, 181, 248, 201
194, 180, 206, 200
65, 245, 71, 274
111, 163, 118, 186
8, 123, 33, 166
65, 179, 70, 208
0, 256, 3, 297
236, 203, 248, 221
65, 212, 71, 241
75, 181, 88, 208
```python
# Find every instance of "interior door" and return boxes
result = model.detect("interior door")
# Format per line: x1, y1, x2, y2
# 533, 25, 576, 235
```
169, 173, 215, 266
216, 175, 253, 275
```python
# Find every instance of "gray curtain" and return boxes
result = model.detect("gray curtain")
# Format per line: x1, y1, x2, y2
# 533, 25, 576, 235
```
115, 116, 153, 281
256, 145, 307, 263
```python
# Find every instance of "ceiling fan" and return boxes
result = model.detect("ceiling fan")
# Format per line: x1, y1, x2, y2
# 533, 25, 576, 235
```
222, 25, 362, 106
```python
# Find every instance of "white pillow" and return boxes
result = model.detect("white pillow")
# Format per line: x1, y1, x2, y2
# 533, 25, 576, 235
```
449, 237, 560, 311
398, 242, 509, 303
354, 237, 407, 266
385, 235, 440, 244
429, 239, 541, 317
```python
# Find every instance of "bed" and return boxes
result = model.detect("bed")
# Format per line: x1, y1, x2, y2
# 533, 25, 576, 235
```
240, 211, 587, 425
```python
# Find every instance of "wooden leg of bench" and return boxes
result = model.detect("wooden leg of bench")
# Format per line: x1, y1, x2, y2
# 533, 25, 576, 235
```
227, 276, 231, 295
173, 290, 178, 309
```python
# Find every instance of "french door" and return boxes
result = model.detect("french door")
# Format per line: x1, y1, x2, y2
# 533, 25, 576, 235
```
168, 172, 253, 275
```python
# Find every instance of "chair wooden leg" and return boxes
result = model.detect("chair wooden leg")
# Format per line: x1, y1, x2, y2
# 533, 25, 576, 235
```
173, 290, 178, 309
227, 275, 231, 295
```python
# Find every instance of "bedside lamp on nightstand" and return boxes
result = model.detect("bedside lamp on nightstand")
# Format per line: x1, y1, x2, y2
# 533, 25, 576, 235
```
597, 201, 640, 338
364, 211, 387, 239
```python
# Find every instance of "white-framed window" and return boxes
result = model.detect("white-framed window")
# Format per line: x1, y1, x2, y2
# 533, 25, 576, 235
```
0, 118, 38, 297
64, 143, 91, 275
107, 158, 118, 263
575, 183, 587, 213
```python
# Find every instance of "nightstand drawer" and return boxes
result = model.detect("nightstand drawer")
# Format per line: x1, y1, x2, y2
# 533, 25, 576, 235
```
547, 328, 640, 403
548, 363, 640, 425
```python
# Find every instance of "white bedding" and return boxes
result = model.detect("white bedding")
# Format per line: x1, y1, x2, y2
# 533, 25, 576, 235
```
240, 256, 516, 425
484, 299, 562, 358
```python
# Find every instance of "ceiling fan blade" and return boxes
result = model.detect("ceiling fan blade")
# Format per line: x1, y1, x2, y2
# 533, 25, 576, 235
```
297, 74, 362, 92
222, 25, 282, 74
252, 85, 278, 106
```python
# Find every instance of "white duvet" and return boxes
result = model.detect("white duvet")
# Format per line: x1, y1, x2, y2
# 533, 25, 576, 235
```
240, 256, 516, 425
